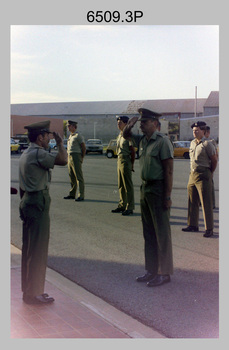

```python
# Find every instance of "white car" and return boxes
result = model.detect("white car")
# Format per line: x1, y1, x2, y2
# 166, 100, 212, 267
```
86, 139, 103, 154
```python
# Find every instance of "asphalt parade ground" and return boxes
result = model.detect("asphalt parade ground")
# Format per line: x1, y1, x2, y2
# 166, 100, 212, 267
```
10, 153, 220, 339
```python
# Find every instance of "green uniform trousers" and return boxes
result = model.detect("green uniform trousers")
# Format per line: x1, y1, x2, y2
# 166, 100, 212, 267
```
187, 167, 213, 230
140, 181, 173, 276
68, 153, 85, 198
20, 189, 51, 297
117, 155, 135, 211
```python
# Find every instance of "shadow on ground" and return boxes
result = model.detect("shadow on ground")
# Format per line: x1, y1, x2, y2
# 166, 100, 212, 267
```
45, 254, 219, 339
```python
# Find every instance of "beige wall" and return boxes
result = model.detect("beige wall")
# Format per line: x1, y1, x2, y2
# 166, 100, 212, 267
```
180, 116, 219, 142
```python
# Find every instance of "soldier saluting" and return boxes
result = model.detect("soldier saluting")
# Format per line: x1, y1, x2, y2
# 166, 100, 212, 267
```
123, 108, 174, 287
19, 120, 67, 304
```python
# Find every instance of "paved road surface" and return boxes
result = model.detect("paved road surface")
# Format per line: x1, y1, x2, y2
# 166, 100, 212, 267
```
11, 153, 219, 338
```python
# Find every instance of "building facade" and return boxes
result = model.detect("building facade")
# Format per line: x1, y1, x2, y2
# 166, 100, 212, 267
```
10, 91, 219, 143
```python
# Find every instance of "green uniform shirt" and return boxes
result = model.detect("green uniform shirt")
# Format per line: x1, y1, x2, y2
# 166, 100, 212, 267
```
67, 132, 84, 154
189, 138, 216, 170
116, 133, 133, 156
132, 132, 174, 181
19, 143, 56, 192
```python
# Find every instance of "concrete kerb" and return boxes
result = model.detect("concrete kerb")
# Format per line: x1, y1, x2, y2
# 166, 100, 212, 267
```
10, 244, 165, 339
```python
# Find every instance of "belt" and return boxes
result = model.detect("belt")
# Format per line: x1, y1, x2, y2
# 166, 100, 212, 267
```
142, 179, 163, 185
118, 154, 130, 158
69, 152, 81, 156
191, 166, 210, 173
25, 188, 49, 194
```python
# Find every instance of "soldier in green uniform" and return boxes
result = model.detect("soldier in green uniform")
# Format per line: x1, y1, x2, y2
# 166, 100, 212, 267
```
111, 116, 135, 216
19, 120, 67, 304
204, 125, 218, 209
182, 121, 218, 237
64, 120, 86, 201
123, 108, 174, 287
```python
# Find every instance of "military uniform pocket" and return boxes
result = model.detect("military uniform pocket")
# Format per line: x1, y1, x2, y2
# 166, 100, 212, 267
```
19, 191, 45, 221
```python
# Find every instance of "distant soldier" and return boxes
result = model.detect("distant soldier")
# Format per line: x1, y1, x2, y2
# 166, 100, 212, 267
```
64, 120, 86, 201
204, 126, 218, 154
19, 120, 67, 304
204, 125, 218, 208
182, 121, 218, 237
111, 116, 135, 216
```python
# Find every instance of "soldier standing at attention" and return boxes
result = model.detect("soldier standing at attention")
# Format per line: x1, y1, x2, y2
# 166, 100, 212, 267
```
19, 120, 67, 304
123, 108, 174, 287
182, 121, 218, 237
204, 125, 218, 209
64, 120, 86, 201
204, 126, 218, 152
111, 115, 135, 216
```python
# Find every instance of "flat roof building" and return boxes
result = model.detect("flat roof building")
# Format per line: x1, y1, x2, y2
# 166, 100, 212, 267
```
10, 91, 219, 142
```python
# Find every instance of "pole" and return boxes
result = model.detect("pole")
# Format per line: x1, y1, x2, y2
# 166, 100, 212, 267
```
94, 122, 97, 139
195, 86, 197, 118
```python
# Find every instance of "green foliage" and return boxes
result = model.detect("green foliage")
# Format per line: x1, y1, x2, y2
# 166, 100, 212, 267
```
63, 120, 67, 138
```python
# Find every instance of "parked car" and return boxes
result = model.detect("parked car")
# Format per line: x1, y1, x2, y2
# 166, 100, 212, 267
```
63, 139, 68, 149
12, 135, 29, 150
86, 139, 103, 154
106, 139, 139, 159
106, 139, 117, 158
48, 138, 68, 151
49, 139, 57, 150
173, 141, 190, 159
11, 138, 21, 153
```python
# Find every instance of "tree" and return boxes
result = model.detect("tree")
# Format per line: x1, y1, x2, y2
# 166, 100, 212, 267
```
63, 120, 67, 138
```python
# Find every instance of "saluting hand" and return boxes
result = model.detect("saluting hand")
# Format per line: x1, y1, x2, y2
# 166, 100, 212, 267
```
127, 116, 139, 128
53, 132, 63, 145
123, 116, 139, 139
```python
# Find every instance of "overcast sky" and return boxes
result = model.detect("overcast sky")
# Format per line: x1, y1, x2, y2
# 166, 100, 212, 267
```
10, 25, 219, 104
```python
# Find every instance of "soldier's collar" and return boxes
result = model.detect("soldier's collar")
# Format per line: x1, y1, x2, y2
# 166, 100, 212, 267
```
30, 142, 43, 148
149, 131, 158, 140
195, 137, 204, 144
